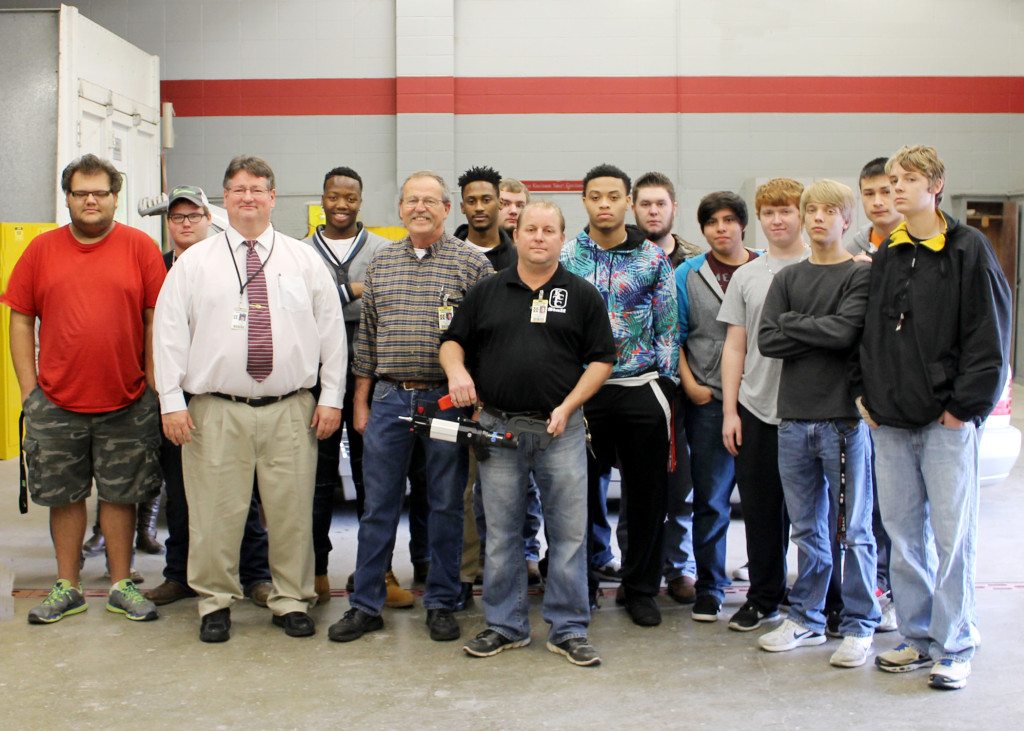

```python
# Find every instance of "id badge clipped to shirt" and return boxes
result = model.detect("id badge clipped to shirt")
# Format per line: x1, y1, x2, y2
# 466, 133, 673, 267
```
232, 307, 248, 330
531, 289, 548, 324
438, 305, 454, 331
438, 290, 455, 331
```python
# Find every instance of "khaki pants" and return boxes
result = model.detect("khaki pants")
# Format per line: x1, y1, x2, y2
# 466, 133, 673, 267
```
183, 391, 318, 617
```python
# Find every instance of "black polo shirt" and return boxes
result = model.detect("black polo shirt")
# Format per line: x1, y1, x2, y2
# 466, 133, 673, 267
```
442, 263, 616, 413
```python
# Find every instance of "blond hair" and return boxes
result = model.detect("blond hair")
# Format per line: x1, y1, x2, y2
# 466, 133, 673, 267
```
499, 177, 531, 202
518, 199, 565, 232
800, 180, 856, 223
885, 145, 946, 204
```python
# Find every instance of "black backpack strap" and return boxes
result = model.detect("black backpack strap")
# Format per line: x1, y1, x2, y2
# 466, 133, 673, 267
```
18, 411, 28, 514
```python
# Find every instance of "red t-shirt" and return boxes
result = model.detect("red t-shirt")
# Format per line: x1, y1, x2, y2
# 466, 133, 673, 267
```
2, 223, 166, 412
706, 249, 757, 293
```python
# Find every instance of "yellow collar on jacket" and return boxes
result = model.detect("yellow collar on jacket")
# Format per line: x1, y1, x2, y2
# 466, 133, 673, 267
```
887, 211, 948, 252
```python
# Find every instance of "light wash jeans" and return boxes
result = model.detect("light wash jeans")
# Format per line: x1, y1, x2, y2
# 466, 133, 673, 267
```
872, 421, 979, 663
777, 418, 880, 637
477, 409, 590, 644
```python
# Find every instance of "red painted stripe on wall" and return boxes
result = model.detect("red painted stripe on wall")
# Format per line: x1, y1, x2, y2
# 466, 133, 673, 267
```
162, 76, 1024, 117
162, 78, 397, 116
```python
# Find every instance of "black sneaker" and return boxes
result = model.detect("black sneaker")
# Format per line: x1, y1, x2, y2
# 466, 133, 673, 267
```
691, 593, 721, 622
623, 594, 661, 627
463, 628, 530, 657
546, 637, 601, 666
328, 607, 383, 642
592, 560, 622, 583
826, 610, 842, 639
728, 601, 781, 632
454, 582, 474, 612
426, 608, 461, 641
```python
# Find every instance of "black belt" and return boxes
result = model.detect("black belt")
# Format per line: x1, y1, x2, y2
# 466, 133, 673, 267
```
210, 390, 299, 407
481, 404, 548, 422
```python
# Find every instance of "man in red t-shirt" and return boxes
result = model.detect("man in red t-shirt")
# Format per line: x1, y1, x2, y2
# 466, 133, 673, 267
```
2, 154, 166, 625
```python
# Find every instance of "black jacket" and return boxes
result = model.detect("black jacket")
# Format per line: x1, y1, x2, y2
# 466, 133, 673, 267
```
453, 224, 517, 272
854, 212, 1012, 428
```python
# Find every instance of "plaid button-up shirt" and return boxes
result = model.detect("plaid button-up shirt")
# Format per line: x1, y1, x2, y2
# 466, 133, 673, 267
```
353, 232, 493, 382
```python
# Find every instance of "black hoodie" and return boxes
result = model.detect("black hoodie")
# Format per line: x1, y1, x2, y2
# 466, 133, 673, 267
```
854, 212, 1012, 428
453, 224, 518, 272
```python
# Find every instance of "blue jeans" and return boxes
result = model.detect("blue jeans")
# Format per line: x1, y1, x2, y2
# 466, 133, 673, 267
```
351, 383, 468, 615
472, 474, 544, 563
588, 468, 615, 569
872, 421, 979, 663
777, 419, 879, 637
477, 409, 589, 643
685, 397, 734, 601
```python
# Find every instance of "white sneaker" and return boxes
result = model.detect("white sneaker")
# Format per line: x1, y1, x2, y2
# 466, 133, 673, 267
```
877, 592, 897, 633
731, 563, 749, 582
874, 642, 931, 673
928, 659, 971, 690
830, 636, 873, 667
758, 619, 826, 652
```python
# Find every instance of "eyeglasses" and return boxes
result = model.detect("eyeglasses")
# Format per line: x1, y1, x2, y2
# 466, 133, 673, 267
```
69, 190, 113, 200
402, 197, 444, 209
226, 187, 271, 198
168, 213, 206, 224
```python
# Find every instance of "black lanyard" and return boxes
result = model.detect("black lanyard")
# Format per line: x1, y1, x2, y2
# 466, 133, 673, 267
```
227, 231, 275, 297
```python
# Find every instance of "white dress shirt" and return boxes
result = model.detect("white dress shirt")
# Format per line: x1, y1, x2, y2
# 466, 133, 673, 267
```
154, 224, 347, 413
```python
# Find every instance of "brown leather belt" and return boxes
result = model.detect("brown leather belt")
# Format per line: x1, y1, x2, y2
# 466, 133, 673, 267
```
380, 377, 445, 391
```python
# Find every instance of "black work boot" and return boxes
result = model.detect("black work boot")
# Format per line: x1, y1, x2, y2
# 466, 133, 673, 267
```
135, 494, 165, 555
82, 501, 105, 555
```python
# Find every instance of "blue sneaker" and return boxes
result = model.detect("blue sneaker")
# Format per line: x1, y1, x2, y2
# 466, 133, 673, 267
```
107, 579, 158, 621
28, 579, 87, 624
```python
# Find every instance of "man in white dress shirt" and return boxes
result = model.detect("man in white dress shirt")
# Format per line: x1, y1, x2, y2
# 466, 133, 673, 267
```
154, 155, 346, 643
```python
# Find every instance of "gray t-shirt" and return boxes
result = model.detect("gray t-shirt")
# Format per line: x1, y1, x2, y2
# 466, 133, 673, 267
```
717, 253, 806, 424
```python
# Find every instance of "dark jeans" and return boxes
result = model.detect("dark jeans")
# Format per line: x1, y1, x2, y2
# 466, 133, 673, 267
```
585, 381, 669, 598
686, 397, 735, 602
734, 404, 789, 612
347, 370, 431, 567
159, 432, 271, 590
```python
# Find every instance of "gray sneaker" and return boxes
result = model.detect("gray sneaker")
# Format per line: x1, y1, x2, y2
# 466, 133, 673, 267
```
28, 579, 88, 624
463, 628, 530, 657
107, 579, 159, 621
546, 637, 601, 666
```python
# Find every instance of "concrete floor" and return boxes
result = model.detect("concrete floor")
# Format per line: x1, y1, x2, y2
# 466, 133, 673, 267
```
2, 416, 1024, 730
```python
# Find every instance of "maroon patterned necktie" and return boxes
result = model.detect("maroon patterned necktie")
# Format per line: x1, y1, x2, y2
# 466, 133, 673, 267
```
245, 241, 273, 382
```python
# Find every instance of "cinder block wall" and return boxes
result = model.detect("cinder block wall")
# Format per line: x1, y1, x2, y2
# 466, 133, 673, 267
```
3, 0, 1022, 244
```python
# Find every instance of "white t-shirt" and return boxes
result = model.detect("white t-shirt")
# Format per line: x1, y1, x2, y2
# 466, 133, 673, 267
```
321, 234, 357, 264
463, 241, 492, 255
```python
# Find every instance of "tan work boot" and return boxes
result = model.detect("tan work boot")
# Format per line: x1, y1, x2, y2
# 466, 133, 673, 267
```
315, 574, 331, 603
384, 570, 414, 609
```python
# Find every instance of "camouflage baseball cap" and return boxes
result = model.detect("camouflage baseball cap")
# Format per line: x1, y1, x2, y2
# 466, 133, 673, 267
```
169, 185, 211, 210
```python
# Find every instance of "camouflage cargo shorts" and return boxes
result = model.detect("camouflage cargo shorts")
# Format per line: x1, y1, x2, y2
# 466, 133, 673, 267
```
21, 387, 163, 507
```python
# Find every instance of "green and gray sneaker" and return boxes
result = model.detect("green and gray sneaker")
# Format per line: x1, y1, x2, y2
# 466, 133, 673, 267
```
28, 579, 88, 624
107, 579, 159, 621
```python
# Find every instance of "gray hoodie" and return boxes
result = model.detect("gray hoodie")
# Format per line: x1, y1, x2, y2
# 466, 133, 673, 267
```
844, 223, 877, 257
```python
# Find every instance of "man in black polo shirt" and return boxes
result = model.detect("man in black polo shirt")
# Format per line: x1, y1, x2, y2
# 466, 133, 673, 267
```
441, 200, 615, 667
